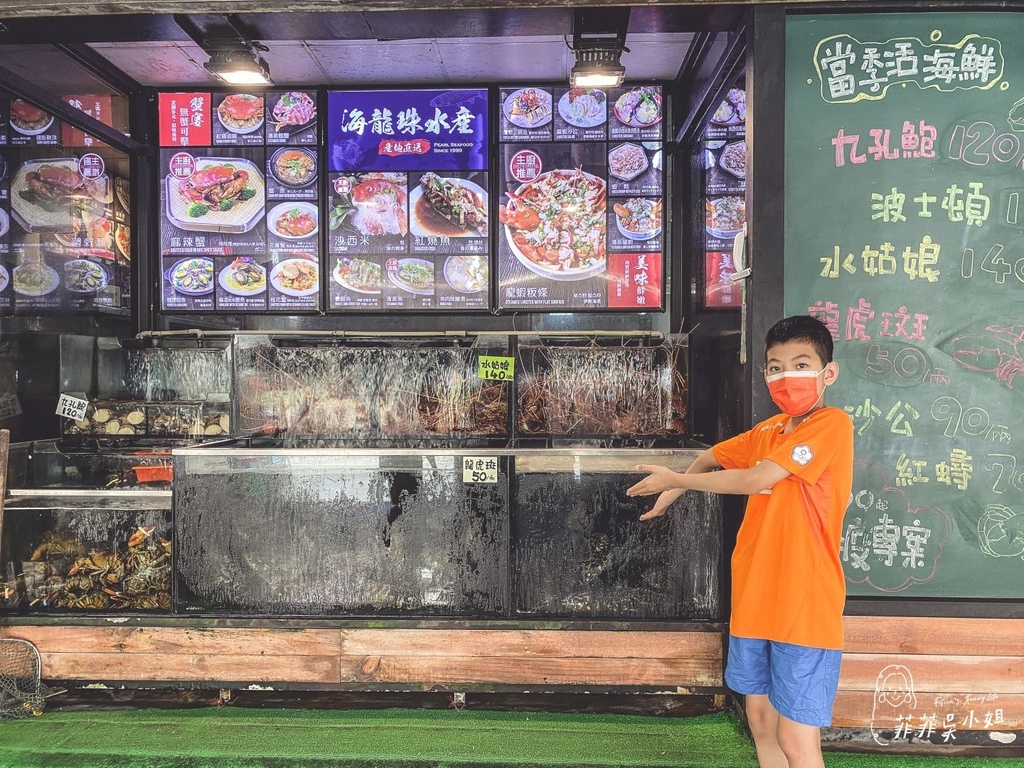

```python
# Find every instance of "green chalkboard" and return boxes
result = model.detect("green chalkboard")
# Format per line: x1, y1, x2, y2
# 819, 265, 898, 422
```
785, 13, 1024, 598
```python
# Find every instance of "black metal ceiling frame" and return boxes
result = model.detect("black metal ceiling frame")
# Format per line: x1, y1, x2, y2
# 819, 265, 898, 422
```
0, 39, 145, 156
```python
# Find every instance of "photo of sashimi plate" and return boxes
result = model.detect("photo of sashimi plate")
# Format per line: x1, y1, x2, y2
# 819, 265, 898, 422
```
166, 157, 265, 233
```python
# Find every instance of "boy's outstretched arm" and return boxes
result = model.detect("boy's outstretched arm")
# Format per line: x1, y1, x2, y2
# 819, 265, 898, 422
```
627, 453, 790, 520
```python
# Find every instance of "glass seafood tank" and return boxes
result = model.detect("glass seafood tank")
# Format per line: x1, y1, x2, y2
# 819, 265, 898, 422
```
60, 339, 233, 442
516, 338, 687, 443
512, 452, 720, 620
234, 337, 510, 445
173, 449, 510, 616
1, 494, 172, 614
14, 440, 173, 490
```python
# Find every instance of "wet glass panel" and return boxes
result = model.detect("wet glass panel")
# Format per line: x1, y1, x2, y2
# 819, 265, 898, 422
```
513, 470, 720, 619
174, 452, 510, 616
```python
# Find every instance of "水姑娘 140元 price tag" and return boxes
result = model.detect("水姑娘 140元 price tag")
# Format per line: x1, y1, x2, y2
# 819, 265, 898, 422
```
477, 355, 514, 381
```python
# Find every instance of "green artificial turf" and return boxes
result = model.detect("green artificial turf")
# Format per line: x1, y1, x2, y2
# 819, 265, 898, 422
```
0, 709, 1021, 768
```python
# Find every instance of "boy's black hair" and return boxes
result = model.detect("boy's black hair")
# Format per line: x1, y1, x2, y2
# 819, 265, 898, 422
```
764, 315, 834, 364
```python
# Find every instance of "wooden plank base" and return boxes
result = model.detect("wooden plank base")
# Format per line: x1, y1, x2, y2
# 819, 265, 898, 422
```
0, 625, 723, 693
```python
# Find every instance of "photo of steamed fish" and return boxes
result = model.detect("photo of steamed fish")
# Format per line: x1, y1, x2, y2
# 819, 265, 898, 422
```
411, 173, 488, 238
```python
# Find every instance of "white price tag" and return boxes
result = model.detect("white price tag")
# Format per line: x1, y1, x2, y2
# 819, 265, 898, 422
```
462, 456, 498, 484
0, 393, 22, 420
56, 393, 89, 421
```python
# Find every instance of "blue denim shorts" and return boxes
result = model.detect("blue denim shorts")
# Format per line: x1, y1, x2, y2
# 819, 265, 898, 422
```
724, 635, 842, 727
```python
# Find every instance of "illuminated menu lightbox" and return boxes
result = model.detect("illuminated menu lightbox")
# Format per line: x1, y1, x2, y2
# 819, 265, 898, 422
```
495, 85, 665, 312
325, 89, 490, 312
0, 98, 129, 315
157, 91, 322, 313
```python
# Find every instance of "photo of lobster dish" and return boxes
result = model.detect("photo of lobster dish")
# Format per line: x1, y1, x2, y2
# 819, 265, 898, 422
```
165, 157, 265, 233
217, 94, 265, 133
11, 158, 109, 232
410, 173, 488, 238
499, 168, 607, 281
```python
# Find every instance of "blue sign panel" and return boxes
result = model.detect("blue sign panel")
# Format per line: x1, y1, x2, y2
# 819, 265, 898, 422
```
327, 89, 488, 172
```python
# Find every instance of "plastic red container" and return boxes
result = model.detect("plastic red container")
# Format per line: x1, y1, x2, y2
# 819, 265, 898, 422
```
132, 465, 174, 483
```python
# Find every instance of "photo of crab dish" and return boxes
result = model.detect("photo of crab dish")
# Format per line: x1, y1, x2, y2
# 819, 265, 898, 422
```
166, 158, 265, 233
11, 158, 109, 232
9, 99, 53, 135
217, 94, 265, 133
499, 168, 607, 280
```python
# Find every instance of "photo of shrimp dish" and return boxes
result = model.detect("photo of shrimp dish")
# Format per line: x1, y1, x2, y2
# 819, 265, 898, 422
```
499, 169, 606, 273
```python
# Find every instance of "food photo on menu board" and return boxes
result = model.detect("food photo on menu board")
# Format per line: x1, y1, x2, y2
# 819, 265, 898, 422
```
707, 87, 746, 140
265, 91, 317, 145
496, 143, 610, 309
608, 85, 664, 141
8, 99, 60, 146
266, 146, 317, 200
212, 92, 265, 146
495, 82, 664, 313
159, 147, 269, 312
325, 88, 490, 311
7, 154, 119, 311
705, 139, 745, 196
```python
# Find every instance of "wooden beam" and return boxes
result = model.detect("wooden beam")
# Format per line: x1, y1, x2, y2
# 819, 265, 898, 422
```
844, 617, 1024, 656
0, 0, 855, 19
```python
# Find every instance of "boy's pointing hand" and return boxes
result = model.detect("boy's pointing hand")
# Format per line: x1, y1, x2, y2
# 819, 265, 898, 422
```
627, 465, 684, 497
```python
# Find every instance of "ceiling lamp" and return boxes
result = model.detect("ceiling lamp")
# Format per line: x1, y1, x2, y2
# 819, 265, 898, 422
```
570, 43, 627, 89
569, 7, 630, 89
204, 47, 272, 86
175, 13, 273, 86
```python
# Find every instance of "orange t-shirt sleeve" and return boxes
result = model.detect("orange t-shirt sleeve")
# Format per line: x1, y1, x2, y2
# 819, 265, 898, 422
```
713, 428, 756, 470
764, 409, 853, 486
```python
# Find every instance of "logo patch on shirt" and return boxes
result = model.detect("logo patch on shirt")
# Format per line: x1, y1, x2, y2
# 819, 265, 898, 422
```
792, 444, 813, 466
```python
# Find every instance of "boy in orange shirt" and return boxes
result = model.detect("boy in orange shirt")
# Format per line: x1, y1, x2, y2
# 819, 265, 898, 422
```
627, 315, 854, 768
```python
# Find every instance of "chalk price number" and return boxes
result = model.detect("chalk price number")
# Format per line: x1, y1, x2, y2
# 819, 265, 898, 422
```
478, 355, 515, 381
463, 457, 498, 484
56, 393, 89, 422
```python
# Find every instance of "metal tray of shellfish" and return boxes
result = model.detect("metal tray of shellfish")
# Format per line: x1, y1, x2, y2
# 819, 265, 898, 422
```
62, 399, 231, 440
